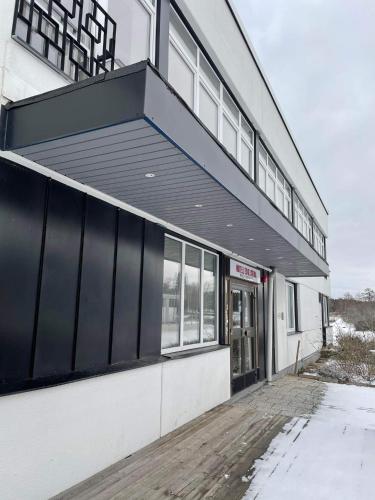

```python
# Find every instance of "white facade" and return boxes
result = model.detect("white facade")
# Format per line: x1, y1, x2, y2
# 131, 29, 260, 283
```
0, 0, 330, 497
171, 0, 330, 373
0, 0, 330, 393
0, 348, 230, 500
275, 274, 330, 372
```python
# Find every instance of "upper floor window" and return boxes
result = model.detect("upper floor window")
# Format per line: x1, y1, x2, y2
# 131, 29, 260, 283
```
161, 236, 219, 353
168, 8, 254, 178
108, 0, 156, 67
313, 223, 326, 259
258, 143, 292, 220
286, 282, 297, 332
294, 195, 313, 244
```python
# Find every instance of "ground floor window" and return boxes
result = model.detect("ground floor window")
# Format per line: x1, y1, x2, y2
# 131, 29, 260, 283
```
322, 295, 329, 326
161, 235, 218, 352
286, 282, 297, 332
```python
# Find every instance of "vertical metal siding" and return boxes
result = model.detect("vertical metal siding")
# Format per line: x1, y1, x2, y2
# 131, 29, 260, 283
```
139, 221, 165, 358
0, 159, 166, 393
33, 181, 84, 378
0, 161, 46, 382
74, 197, 117, 371
111, 212, 144, 364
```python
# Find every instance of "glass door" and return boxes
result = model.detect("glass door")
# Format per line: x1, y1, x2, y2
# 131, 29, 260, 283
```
230, 283, 258, 393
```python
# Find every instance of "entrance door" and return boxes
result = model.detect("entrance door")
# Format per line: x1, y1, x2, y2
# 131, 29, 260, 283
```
230, 283, 258, 393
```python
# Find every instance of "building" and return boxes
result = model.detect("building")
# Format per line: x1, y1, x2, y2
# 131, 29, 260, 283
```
0, 0, 330, 498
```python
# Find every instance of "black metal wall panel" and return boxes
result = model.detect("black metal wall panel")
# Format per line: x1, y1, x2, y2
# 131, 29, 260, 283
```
33, 181, 84, 378
0, 161, 46, 382
75, 197, 117, 371
139, 221, 165, 358
111, 212, 144, 364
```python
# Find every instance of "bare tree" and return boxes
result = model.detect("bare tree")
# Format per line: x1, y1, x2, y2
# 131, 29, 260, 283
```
360, 288, 375, 302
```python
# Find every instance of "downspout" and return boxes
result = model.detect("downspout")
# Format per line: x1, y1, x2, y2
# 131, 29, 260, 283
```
266, 268, 276, 383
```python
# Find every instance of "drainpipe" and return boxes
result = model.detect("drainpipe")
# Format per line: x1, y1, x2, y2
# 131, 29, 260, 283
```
266, 268, 276, 383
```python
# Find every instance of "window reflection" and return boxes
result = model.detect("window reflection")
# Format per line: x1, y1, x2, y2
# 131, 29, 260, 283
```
161, 237, 218, 351
161, 238, 182, 348
184, 245, 201, 345
203, 253, 216, 342
232, 290, 242, 328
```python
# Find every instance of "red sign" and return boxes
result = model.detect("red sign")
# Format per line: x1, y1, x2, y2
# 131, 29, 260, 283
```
230, 259, 260, 284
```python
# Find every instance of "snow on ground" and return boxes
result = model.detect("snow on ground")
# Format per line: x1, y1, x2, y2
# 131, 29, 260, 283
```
243, 383, 375, 500
331, 316, 375, 344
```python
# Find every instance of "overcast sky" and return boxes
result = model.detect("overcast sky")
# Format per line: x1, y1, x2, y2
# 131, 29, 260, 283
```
232, 0, 375, 298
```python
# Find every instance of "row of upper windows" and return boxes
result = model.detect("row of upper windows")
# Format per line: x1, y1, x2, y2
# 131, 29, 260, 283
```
167, 7, 327, 260
169, 8, 255, 179
13, 0, 326, 260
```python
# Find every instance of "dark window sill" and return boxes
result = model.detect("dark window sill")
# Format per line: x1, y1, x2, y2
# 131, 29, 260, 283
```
162, 344, 229, 361
287, 330, 303, 336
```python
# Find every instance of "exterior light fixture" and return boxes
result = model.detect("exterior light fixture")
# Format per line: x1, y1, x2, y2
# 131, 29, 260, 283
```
194, 204, 203, 208
248, 238, 254, 241
145, 173, 155, 178
226, 223, 233, 227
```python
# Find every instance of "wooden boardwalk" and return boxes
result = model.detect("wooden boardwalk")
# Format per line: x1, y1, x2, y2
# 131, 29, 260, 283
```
54, 377, 324, 500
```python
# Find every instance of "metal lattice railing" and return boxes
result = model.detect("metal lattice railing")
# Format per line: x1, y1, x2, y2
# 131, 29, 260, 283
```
12, 0, 117, 81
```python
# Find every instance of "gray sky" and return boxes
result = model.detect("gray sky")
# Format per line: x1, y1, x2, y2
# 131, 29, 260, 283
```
233, 0, 375, 298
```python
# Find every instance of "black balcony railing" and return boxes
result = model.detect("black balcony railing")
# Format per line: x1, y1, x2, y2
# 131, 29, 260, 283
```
12, 0, 117, 81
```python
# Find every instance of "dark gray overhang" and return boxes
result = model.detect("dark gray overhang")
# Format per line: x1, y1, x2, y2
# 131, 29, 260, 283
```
0, 61, 329, 277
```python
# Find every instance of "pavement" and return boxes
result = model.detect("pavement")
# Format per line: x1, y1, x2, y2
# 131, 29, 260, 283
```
244, 381, 375, 500
54, 376, 325, 500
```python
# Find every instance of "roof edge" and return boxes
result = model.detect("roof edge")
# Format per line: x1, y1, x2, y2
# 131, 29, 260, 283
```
225, 0, 329, 216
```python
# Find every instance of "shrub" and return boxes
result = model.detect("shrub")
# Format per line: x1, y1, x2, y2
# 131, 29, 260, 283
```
334, 330, 375, 384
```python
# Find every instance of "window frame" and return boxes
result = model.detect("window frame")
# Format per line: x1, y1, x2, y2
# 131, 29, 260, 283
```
322, 294, 329, 327
138, 0, 157, 65
258, 142, 292, 221
168, 8, 328, 261
294, 194, 313, 244
313, 223, 326, 259
286, 281, 297, 333
161, 234, 220, 354
168, 7, 254, 177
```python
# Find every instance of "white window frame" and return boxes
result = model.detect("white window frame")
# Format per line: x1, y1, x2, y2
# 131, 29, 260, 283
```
161, 235, 219, 354
294, 195, 313, 244
286, 282, 296, 332
258, 144, 292, 220
169, 8, 254, 175
198, 56, 221, 138
240, 116, 255, 179
138, 0, 157, 65
322, 295, 329, 327
313, 223, 326, 258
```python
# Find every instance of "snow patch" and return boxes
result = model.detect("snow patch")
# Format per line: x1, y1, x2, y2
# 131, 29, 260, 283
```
243, 383, 375, 500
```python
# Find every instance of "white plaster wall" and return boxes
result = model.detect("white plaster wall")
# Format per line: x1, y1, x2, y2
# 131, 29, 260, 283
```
274, 273, 323, 373
0, 365, 163, 500
0, 348, 230, 500
161, 348, 231, 435
293, 276, 331, 297
176, 0, 328, 234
